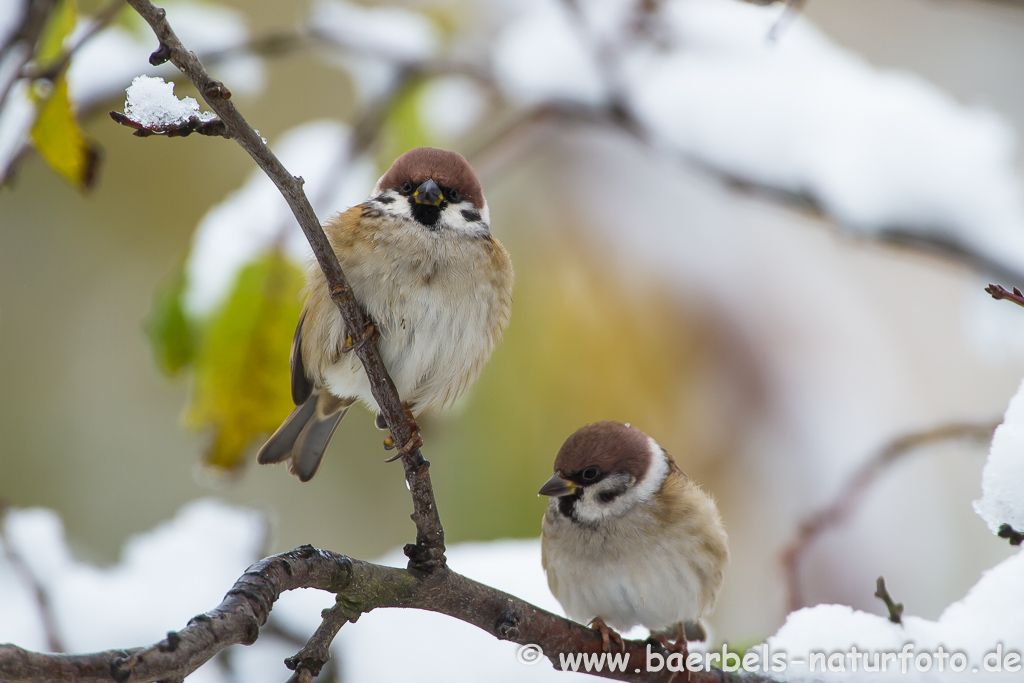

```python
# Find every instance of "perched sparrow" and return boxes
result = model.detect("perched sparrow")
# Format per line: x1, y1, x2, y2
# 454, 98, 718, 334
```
540, 421, 728, 651
257, 147, 513, 481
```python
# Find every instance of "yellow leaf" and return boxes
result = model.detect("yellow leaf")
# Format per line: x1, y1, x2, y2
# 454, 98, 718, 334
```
36, 0, 77, 66
30, 77, 99, 190
185, 251, 305, 471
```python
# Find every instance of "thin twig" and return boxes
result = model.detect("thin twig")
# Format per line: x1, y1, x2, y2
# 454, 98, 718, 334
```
985, 283, 1024, 309
781, 420, 997, 611
873, 577, 904, 625
0, 502, 65, 653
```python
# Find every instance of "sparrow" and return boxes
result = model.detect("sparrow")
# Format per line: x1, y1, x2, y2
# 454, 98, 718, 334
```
539, 421, 728, 653
257, 147, 513, 481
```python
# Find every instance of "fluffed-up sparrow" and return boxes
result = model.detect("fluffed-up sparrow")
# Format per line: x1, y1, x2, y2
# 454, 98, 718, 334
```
540, 421, 728, 652
257, 147, 513, 481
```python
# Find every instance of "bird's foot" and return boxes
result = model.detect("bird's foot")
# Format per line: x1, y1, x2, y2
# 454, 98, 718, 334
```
382, 402, 422, 461
588, 617, 625, 654
649, 623, 691, 682
341, 320, 377, 354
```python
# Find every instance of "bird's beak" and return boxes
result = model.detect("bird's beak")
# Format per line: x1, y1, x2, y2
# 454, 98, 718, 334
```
538, 473, 577, 497
413, 178, 443, 206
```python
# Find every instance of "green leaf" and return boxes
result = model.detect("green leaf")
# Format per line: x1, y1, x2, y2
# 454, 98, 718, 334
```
185, 251, 305, 471
30, 77, 100, 191
145, 261, 195, 377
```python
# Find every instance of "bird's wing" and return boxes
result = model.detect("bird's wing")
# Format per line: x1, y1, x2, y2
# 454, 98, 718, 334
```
290, 308, 313, 405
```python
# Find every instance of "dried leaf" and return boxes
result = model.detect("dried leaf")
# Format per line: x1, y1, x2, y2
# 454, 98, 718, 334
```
185, 251, 305, 470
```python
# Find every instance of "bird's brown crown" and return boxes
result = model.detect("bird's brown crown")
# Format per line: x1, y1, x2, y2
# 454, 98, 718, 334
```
553, 421, 652, 481
378, 147, 484, 209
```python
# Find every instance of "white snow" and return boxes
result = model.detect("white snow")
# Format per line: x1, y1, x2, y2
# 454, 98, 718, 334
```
0, 1, 20, 49
0, 80, 34, 176
123, 75, 216, 128
974, 376, 1024, 537
481, 0, 1024, 272
0, 499, 265, 653
766, 549, 1024, 681
328, 540, 595, 682
417, 76, 489, 141
308, 0, 439, 64
182, 119, 377, 318
3, 497, 1021, 682
491, 0, 606, 108
307, 0, 439, 105
622, 0, 1024, 268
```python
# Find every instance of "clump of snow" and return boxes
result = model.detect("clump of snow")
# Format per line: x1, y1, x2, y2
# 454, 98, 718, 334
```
974, 377, 1024, 538
123, 75, 216, 127
0, 499, 265, 653
182, 119, 377, 318
766, 549, 1024, 681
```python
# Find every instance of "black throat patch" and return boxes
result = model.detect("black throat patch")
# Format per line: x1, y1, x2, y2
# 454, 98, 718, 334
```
409, 199, 444, 229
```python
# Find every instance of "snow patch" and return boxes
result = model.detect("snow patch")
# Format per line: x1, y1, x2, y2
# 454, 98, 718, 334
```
974, 377, 1024, 538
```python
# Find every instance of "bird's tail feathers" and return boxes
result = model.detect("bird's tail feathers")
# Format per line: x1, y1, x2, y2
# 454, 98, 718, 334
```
256, 390, 352, 482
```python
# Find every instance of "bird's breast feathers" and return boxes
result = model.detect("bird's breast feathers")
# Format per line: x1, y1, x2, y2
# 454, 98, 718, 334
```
309, 205, 513, 412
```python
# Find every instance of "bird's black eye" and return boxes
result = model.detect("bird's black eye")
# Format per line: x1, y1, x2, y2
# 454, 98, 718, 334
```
449, 188, 460, 201
581, 467, 600, 482
401, 181, 413, 194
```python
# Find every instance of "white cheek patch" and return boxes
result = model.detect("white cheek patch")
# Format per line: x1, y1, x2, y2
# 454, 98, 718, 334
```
572, 437, 670, 524
440, 201, 490, 238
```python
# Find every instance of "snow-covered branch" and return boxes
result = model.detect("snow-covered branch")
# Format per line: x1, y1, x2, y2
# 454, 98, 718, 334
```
0, 544, 779, 683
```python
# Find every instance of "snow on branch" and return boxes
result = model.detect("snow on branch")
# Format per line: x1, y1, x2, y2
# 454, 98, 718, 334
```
109, 75, 226, 137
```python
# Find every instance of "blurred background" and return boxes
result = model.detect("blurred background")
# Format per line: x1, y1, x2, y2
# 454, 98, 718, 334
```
3, 0, 1024, 661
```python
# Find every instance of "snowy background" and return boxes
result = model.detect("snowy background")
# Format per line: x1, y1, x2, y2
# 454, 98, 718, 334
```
3, 0, 1024, 680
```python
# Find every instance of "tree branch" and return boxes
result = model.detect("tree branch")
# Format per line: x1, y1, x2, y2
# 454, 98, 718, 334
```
121, 0, 445, 572
0, 547, 774, 683
0, 5, 789, 682
780, 420, 997, 611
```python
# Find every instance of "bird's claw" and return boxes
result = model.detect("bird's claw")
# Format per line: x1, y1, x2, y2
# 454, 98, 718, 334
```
341, 321, 377, 354
588, 617, 625, 654
649, 624, 691, 683
382, 403, 422, 461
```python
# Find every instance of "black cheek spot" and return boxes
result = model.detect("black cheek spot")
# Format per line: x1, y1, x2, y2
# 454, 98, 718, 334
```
376, 194, 396, 204
598, 489, 624, 504
461, 209, 481, 222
